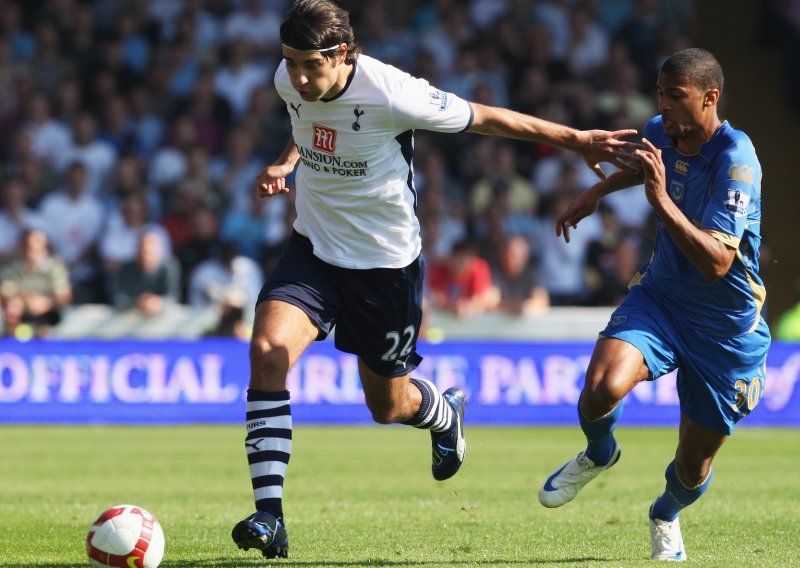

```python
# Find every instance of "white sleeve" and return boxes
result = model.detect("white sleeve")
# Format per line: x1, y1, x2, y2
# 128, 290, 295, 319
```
390, 74, 473, 134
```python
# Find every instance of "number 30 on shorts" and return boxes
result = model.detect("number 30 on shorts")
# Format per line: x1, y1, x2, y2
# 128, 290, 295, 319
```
733, 377, 762, 413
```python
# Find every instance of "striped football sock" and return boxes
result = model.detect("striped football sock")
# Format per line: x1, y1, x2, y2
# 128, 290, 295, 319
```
403, 377, 455, 433
245, 389, 291, 521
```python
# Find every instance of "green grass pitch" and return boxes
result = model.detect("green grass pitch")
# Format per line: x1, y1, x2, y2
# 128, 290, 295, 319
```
0, 425, 797, 567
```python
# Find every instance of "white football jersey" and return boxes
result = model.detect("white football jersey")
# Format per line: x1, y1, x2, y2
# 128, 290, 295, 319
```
274, 55, 473, 269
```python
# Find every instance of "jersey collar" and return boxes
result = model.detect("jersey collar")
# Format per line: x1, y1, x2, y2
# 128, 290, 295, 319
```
321, 60, 358, 103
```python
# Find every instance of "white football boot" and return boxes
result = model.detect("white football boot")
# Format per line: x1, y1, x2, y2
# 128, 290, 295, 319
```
538, 444, 621, 508
650, 506, 687, 561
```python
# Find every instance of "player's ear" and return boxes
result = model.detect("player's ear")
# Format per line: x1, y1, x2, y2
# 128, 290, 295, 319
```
703, 88, 720, 108
336, 43, 348, 64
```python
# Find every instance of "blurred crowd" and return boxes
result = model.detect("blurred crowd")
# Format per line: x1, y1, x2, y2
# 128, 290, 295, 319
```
0, 0, 699, 338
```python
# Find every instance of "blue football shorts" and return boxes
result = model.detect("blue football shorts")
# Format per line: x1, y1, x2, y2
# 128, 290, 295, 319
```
256, 230, 424, 377
600, 285, 771, 435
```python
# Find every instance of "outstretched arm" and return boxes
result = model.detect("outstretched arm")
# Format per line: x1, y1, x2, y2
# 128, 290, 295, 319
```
256, 136, 300, 198
467, 103, 640, 178
556, 168, 644, 243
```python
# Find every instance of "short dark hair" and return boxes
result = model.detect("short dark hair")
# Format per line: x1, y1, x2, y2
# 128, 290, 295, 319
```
661, 48, 724, 93
280, 0, 361, 64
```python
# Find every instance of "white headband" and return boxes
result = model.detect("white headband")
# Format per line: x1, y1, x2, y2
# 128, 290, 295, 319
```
281, 43, 343, 53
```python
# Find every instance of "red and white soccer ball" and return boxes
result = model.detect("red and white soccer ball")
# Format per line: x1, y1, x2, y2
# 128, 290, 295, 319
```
86, 504, 165, 568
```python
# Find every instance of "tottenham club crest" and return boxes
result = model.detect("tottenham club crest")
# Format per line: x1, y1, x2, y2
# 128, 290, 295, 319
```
352, 105, 364, 131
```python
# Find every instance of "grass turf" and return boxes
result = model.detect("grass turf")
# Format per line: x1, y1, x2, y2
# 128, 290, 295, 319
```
0, 425, 797, 567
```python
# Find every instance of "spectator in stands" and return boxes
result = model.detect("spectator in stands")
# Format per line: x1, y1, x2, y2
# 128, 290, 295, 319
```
203, 288, 250, 339
23, 92, 71, 171
105, 155, 150, 210
174, 205, 224, 300
62, 111, 118, 197
223, 0, 282, 51
490, 234, 550, 316
595, 60, 656, 129
428, 239, 500, 318
213, 38, 271, 119
127, 84, 166, 160
30, 19, 74, 95
220, 188, 290, 268
36, 161, 105, 303
1, 229, 71, 337
210, 125, 263, 213
187, 241, 263, 311
99, 193, 172, 280
240, 83, 292, 162
97, 93, 137, 156
539, 188, 601, 305
183, 143, 225, 212
176, 67, 232, 156
1, 2, 35, 64
566, 2, 610, 79
112, 229, 180, 316
418, 178, 468, 262
148, 114, 197, 197
584, 203, 643, 306
52, 76, 83, 127
0, 177, 38, 262
470, 143, 538, 217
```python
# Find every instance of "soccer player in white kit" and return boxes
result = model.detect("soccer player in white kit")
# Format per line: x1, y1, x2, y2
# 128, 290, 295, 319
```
232, 0, 640, 559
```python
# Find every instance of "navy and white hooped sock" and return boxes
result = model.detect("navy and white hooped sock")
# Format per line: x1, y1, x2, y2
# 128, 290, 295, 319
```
403, 377, 455, 433
245, 389, 292, 521
650, 460, 713, 521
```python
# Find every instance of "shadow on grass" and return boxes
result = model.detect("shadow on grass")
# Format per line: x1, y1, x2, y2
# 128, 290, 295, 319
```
6, 557, 613, 567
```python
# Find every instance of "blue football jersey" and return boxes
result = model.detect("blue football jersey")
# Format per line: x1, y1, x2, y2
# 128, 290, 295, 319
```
634, 116, 766, 337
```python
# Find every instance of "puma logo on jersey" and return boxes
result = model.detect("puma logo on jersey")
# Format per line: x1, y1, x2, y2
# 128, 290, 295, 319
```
289, 102, 301, 118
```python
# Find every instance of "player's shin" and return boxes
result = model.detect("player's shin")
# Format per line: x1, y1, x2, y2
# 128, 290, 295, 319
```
579, 401, 622, 466
650, 460, 713, 521
245, 389, 292, 522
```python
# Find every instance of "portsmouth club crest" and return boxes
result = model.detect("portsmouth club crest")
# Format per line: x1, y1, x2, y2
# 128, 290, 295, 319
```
352, 105, 364, 131
670, 180, 685, 202
609, 314, 629, 328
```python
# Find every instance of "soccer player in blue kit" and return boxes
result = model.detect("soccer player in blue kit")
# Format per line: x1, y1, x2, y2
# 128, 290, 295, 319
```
538, 48, 770, 561
230, 0, 641, 560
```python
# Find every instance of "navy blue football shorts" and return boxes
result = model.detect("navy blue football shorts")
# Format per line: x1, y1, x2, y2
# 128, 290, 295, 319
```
257, 231, 424, 377
600, 284, 771, 435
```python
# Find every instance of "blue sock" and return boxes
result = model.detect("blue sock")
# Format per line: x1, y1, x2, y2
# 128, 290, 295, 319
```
579, 401, 622, 466
650, 460, 713, 521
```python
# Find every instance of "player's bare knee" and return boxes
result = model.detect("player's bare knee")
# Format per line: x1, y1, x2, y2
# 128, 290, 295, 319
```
675, 456, 710, 488
580, 375, 622, 418
249, 337, 290, 380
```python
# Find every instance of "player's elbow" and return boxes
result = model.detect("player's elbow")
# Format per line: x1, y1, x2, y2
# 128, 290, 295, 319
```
702, 262, 730, 283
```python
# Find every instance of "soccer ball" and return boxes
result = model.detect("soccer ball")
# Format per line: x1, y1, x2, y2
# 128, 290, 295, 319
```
86, 504, 165, 568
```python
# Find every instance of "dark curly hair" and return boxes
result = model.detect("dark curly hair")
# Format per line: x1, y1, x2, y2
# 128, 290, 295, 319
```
280, 0, 361, 64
